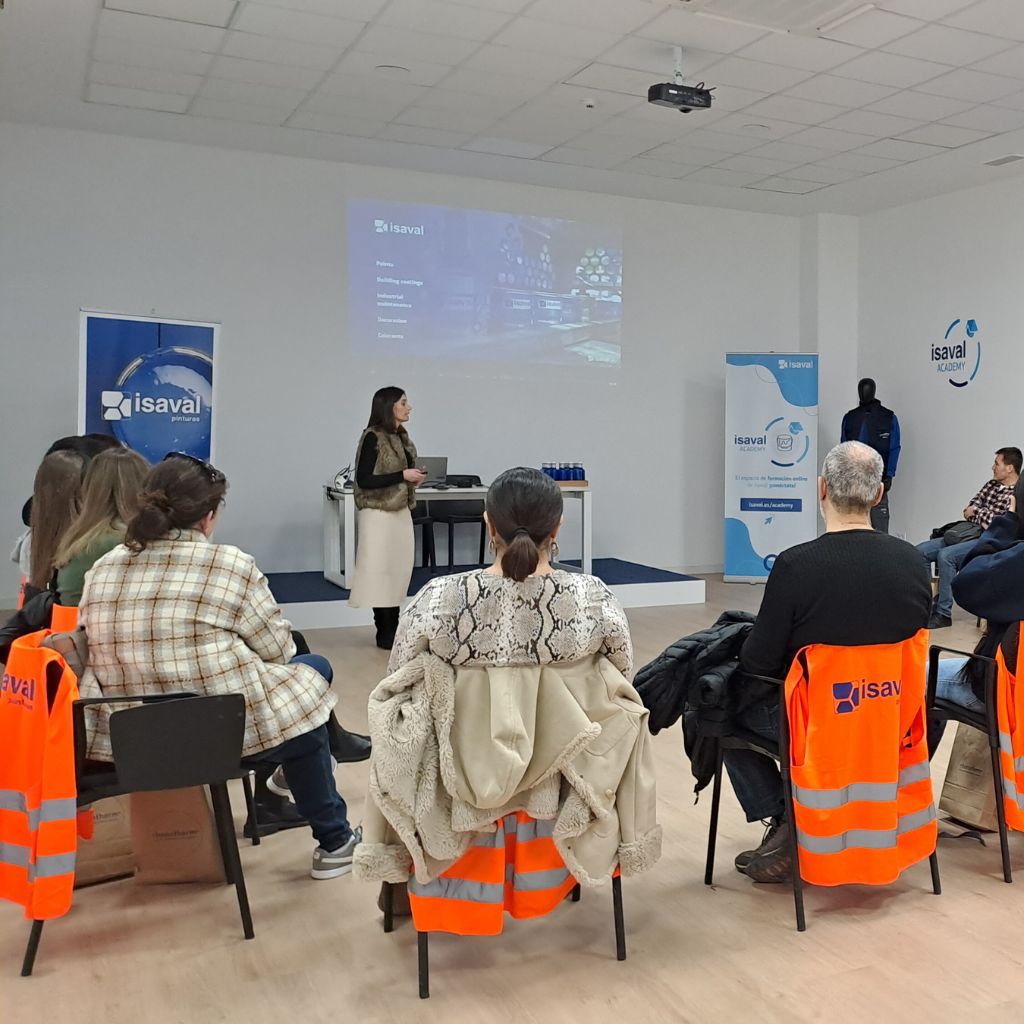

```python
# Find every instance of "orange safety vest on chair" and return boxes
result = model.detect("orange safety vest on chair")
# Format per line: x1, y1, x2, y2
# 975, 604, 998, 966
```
49, 605, 79, 633
785, 629, 937, 887
408, 812, 577, 936
0, 630, 91, 920
996, 623, 1024, 831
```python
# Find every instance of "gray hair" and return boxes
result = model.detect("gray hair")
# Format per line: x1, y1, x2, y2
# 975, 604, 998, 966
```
821, 441, 883, 514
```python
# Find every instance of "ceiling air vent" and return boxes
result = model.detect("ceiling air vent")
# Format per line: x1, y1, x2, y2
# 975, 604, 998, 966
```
984, 155, 1024, 167
675, 0, 873, 34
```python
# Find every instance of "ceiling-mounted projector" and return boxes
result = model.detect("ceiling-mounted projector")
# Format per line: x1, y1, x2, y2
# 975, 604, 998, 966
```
647, 82, 713, 113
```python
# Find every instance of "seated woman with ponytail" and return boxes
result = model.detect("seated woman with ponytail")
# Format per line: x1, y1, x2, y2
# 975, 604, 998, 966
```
78, 453, 363, 880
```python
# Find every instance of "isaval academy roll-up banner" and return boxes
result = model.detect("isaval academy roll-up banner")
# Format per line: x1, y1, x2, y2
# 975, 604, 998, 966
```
80, 312, 217, 464
724, 353, 818, 583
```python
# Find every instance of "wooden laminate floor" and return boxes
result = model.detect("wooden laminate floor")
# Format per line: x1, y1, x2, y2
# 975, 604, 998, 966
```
3, 578, 1018, 1023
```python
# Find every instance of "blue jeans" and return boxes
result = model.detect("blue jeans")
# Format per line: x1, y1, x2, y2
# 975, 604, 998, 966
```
723, 699, 786, 823
241, 653, 352, 852
916, 537, 976, 617
927, 656, 985, 754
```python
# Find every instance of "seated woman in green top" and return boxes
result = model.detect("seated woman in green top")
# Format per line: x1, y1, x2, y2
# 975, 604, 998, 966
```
54, 447, 150, 605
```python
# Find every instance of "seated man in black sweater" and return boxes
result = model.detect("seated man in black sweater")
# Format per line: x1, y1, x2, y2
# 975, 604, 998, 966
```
729, 441, 932, 883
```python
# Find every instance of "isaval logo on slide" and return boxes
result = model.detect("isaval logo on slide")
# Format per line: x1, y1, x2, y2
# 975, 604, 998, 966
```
833, 679, 902, 715
374, 218, 425, 235
101, 389, 202, 422
932, 318, 981, 388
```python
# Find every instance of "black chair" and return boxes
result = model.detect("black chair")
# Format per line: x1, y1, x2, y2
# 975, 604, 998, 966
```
927, 643, 1013, 882
380, 876, 625, 999
704, 672, 941, 931
430, 474, 486, 567
412, 504, 436, 569
21, 691, 257, 976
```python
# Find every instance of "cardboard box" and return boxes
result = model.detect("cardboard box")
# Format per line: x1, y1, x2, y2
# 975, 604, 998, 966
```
939, 722, 1000, 832
74, 795, 135, 888
130, 787, 227, 885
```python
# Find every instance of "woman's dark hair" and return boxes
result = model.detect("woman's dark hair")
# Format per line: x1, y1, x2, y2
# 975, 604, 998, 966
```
367, 386, 406, 432
485, 467, 563, 583
29, 450, 87, 589
125, 455, 227, 552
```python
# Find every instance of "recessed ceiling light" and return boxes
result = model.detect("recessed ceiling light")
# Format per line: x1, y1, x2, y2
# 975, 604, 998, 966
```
374, 64, 411, 75
984, 154, 1024, 167
742, 123, 771, 131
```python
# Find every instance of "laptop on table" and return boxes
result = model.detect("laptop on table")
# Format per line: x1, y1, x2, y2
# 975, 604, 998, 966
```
418, 456, 448, 487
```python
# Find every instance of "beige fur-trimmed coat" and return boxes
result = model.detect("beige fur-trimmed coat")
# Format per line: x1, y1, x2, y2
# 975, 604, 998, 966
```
353, 651, 661, 888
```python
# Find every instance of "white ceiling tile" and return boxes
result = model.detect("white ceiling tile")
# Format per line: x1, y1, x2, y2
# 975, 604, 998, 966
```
566, 131, 659, 157
377, 0, 513, 41
825, 109, 924, 136
945, 0, 1024, 43
878, 0, 967, 18
637, 9, 768, 54
462, 136, 553, 157
396, 105, 497, 133
542, 84, 638, 116
89, 61, 203, 97
866, 89, 974, 121
679, 129, 762, 153
104, 0, 237, 27
441, 68, 550, 100
916, 68, 1022, 102
884, 25, 1015, 64
355, 24, 481, 65
259, 0, 387, 15
740, 95, 848, 126
941, 104, 1024, 132
994, 89, 1024, 111
540, 147, 623, 169
92, 36, 216, 76
899, 123, 994, 146
287, 111, 385, 135
444, 0, 532, 10
304, 89, 413, 121
598, 38, 723, 77
209, 55, 323, 90
86, 82, 191, 113
376, 124, 475, 147
709, 113, 803, 141
316, 72, 423, 103
200, 77, 306, 110
716, 154, 799, 175
783, 163, 864, 183
465, 45, 588, 81
857, 137, 943, 160
597, 112, 698, 141
705, 84, 770, 111
614, 157, 697, 178
98, 9, 226, 51
699, 55, 814, 92
817, 151, 905, 172
746, 140, 833, 163
490, 18, 620, 59
190, 97, 288, 124
746, 176, 825, 194
646, 142, 736, 165
416, 89, 523, 117
221, 31, 344, 70
971, 46, 1024, 81
486, 114, 581, 146
334, 52, 453, 87
684, 167, 764, 188
567, 63, 661, 99
784, 74, 897, 107
830, 50, 949, 88
820, 9, 924, 47
736, 33, 863, 73
784, 125, 877, 151
528, 0, 665, 34
232, 4, 366, 46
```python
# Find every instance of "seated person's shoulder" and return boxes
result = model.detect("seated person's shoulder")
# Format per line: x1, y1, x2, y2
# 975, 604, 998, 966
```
204, 542, 260, 576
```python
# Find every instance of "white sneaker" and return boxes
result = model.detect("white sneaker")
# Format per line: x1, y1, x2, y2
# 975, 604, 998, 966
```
267, 757, 339, 801
310, 826, 361, 880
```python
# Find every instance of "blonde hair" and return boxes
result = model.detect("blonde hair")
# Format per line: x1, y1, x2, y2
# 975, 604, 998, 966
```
29, 450, 86, 589
55, 448, 150, 567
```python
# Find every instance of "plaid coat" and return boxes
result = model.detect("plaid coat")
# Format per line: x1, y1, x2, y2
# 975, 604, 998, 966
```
78, 530, 335, 759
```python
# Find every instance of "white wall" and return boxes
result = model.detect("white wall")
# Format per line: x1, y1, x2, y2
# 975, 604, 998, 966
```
859, 176, 1024, 545
0, 121, 802, 594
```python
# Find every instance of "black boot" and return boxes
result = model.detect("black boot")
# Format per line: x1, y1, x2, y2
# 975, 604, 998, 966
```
243, 765, 308, 839
373, 606, 400, 650
327, 713, 372, 763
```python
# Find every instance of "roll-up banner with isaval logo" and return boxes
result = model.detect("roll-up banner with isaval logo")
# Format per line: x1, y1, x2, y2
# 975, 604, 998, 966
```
79, 312, 217, 464
724, 353, 819, 583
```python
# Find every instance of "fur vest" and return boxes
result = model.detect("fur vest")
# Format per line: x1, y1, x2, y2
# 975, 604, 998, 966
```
353, 652, 662, 888
353, 426, 417, 512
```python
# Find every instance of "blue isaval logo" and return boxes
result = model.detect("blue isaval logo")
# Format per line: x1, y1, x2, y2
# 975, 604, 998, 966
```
932, 318, 981, 388
833, 678, 902, 715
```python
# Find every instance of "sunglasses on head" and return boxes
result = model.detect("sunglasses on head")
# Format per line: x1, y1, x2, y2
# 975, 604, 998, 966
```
162, 451, 226, 484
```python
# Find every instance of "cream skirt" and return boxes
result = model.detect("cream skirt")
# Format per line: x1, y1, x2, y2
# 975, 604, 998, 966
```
347, 507, 414, 608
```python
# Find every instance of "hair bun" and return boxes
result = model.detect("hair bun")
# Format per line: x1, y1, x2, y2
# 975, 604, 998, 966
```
143, 489, 173, 513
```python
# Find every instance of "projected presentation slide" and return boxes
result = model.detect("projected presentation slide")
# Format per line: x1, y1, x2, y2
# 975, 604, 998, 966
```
348, 199, 623, 367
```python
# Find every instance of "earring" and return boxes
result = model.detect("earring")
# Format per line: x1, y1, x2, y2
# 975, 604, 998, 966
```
550, 540, 559, 562
488, 537, 496, 555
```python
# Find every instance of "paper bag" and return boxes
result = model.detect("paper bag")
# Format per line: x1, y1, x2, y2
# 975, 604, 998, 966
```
939, 723, 1000, 832
74, 795, 135, 888
130, 787, 227, 885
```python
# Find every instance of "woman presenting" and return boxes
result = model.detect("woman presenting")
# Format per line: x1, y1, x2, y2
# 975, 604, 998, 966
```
348, 387, 426, 648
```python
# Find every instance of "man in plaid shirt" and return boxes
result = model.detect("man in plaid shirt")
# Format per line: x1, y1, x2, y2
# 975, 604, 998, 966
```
916, 447, 1022, 628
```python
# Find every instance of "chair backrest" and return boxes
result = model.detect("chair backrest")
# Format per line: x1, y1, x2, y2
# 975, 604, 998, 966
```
109, 694, 246, 791
995, 622, 1024, 830
784, 629, 935, 886
434, 500, 484, 518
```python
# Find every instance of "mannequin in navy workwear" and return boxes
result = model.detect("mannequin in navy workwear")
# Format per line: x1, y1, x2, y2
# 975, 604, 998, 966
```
840, 378, 901, 533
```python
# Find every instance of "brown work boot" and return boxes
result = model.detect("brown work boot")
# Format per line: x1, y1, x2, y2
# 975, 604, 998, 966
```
743, 820, 794, 883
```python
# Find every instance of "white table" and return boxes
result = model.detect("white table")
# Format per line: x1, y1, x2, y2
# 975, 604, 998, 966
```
322, 483, 592, 589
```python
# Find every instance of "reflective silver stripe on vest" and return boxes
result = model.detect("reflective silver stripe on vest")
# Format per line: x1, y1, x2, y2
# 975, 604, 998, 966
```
998, 732, 1024, 775
0, 790, 78, 830
27, 851, 77, 882
797, 804, 937, 855
515, 818, 556, 843
506, 865, 570, 892
0, 840, 31, 868
793, 761, 932, 811
408, 875, 504, 903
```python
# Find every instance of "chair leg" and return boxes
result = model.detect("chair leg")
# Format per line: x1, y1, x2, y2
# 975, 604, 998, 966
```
448, 523, 455, 568
210, 783, 255, 939
929, 851, 942, 895
990, 740, 1013, 883
612, 875, 626, 961
417, 931, 430, 999
478, 522, 486, 565
784, 780, 806, 932
382, 882, 394, 933
704, 743, 724, 886
570, 883, 581, 902
21, 920, 44, 977
241, 771, 260, 847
